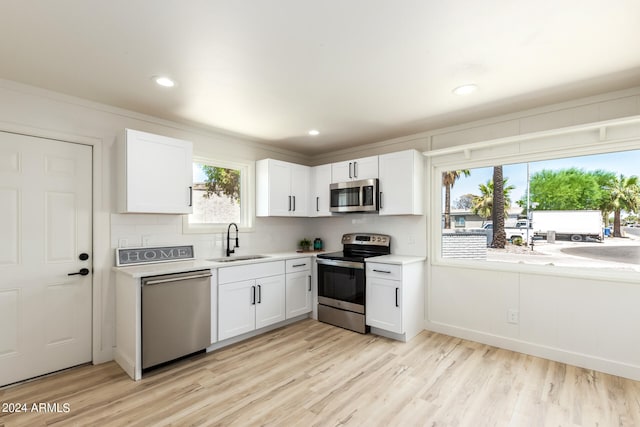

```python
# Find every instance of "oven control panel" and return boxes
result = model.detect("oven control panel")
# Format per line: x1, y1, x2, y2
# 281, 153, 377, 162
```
341, 233, 391, 246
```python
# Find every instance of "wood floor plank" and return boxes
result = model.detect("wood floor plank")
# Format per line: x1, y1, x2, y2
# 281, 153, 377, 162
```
1, 318, 639, 426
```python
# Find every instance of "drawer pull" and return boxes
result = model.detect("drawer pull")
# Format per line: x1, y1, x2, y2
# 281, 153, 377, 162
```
372, 269, 392, 274
292, 263, 307, 268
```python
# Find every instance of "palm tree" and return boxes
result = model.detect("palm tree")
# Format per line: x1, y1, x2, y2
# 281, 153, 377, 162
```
471, 177, 514, 219
442, 170, 470, 228
606, 174, 640, 237
492, 166, 507, 248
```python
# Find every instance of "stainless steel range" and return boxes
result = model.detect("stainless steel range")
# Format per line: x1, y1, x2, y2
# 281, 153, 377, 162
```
316, 233, 391, 333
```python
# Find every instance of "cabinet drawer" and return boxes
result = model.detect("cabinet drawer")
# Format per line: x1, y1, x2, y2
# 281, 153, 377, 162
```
286, 257, 311, 273
366, 262, 402, 281
219, 261, 285, 284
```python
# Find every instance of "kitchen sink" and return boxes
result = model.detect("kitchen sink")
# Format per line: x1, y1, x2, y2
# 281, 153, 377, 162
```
207, 255, 270, 263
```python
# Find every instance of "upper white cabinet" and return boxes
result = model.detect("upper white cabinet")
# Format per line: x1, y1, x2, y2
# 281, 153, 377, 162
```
118, 129, 193, 214
378, 149, 424, 216
331, 155, 378, 183
256, 159, 310, 217
310, 164, 332, 217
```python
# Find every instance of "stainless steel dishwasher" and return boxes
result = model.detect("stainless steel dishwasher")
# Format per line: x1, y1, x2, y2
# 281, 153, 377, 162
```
141, 269, 212, 369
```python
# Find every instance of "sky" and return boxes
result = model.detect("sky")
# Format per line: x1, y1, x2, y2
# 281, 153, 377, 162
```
448, 149, 640, 209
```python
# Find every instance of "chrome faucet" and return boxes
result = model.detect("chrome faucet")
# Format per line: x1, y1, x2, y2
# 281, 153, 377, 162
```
226, 223, 239, 256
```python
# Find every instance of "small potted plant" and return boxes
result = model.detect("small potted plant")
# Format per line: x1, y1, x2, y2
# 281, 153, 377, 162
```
298, 238, 311, 252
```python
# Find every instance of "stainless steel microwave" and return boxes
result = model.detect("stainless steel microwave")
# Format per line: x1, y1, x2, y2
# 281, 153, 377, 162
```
329, 178, 379, 213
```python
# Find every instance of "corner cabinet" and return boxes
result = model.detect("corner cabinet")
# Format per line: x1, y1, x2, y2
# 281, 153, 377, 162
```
331, 155, 378, 182
256, 159, 310, 217
365, 259, 424, 342
218, 261, 286, 341
118, 129, 193, 214
378, 149, 424, 216
285, 257, 312, 318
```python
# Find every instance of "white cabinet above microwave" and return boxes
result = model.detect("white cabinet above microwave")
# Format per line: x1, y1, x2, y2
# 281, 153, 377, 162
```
117, 129, 193, 214
331, 155, 378, 183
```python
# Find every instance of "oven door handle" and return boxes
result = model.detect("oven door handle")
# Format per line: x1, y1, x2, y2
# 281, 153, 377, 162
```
316, 258, 364, 270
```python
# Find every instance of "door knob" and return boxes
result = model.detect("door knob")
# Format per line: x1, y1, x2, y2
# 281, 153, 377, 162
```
68, 268, 90, 276
79, 253, 89, 261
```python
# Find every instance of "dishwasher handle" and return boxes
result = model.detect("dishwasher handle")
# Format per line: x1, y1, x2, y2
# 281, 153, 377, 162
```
143, 272, 212, 286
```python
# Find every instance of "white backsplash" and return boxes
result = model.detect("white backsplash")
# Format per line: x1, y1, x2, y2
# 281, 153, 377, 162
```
110, 213, 426, 264
110, 214, 316, 260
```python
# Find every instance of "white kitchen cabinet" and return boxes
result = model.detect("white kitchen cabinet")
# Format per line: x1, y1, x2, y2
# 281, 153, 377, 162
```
256, 159, 310, 217
285, 257, 312, 318
331, 155, 378, 182
218, 261, 286, 341
310, 164, 332, 217
378, 149, 424, 216
366, 260, 424, 342
118, 128, 193, 214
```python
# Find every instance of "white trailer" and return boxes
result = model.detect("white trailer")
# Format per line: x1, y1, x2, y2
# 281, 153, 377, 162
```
532, 210, 603, 242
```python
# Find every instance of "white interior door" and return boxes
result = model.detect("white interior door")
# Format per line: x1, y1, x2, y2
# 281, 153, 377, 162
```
0, 131, 92, 386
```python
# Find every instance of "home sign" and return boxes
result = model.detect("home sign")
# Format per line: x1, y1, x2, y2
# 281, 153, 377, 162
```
116, 245, 195, 266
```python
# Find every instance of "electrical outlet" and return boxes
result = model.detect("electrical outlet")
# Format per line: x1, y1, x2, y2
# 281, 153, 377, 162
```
508, 309, 519, 324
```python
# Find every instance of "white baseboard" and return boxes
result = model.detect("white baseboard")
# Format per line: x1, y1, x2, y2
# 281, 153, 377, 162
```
424, 320, 640, 381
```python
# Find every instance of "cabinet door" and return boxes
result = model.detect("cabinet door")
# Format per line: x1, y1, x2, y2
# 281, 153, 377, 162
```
352, 155, 378, 180
218, 280, 256, 340
290, 164, 310, 217
378, 150, 423, 216
286, 270, 312, 319
366, 277, 403, 334
267, 160, 293, 216
122, 129, 193, 214
331, 160, 353, 183
311, 164, 332, 217
255, 275, 286, 329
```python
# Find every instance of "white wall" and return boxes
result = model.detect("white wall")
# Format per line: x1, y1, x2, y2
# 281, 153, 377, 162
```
0, 79, 312, 363
4, 76, 640, 380
424, 87, 640, 380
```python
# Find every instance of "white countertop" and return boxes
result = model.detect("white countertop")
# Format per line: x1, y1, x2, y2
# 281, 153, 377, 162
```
112, 251, 322, 278
367, 254, 426, 265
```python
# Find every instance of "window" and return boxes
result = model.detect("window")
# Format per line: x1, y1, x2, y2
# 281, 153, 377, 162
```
183, 158, 253, 233
436, 136, 640, 274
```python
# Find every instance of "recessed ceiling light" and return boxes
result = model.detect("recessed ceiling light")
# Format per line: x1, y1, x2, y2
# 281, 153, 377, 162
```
154, 76, 175, 87
308, 129, 320, 136
452, 84, 478, 96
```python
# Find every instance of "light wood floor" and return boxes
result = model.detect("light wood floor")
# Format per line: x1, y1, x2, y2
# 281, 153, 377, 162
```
2, 319, 640, 426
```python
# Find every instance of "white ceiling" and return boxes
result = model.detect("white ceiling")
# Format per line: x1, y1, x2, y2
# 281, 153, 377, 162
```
1, 1, 640, 155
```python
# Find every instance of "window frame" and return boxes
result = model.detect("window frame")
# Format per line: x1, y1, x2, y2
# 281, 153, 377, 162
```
182, 156, 255, 234
429, 117, 640, 281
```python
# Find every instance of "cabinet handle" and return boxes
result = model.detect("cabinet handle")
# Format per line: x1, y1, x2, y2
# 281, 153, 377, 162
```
288, 196, 292, 211
354, 161, 358, 178
372, 269, 392, 274
380, 192, 383, 209
308, 275, 312, 291
257, 284, 262, 303
293, 196, 296, 212
188, 186, 193, 207
293, 263, 307, 268
251, 285, 256, 305
348, 162, 352, 179
395, 287, 399, 307
316, 196, 319, 212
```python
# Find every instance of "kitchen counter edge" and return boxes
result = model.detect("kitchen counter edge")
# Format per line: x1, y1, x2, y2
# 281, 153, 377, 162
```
112, 251, 321, 278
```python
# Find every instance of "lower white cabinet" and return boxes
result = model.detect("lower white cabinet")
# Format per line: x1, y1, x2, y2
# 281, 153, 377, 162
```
365, 260, 424, 341
285, 257, 312, 318
218, 261, 286, 341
